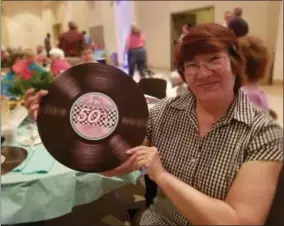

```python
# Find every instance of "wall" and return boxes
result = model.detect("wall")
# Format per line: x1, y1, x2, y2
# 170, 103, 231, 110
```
2, 1, 117, 60
115, 1, 136, 64
135, 1, 281, 70
2, 1, 45, 50
273, 2, 283, 82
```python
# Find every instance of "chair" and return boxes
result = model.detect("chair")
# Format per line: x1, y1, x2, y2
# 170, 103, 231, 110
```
138, 78, 167, 99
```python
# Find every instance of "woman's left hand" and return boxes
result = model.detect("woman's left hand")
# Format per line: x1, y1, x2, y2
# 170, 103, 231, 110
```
126, 146, 167, 181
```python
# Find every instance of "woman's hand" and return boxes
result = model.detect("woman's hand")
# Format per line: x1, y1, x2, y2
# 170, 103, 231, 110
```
100, 152, 138, 177
126, 146, 167, 181
23, 88, 48, 120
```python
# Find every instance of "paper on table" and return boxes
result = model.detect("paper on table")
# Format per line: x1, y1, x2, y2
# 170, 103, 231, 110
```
12, 148, 35, 172
21, 145, 55, 174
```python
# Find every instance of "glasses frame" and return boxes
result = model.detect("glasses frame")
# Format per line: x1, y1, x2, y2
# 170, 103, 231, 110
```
184, 55, 228, 77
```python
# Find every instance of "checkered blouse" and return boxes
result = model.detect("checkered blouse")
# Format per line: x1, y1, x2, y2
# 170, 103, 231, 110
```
140, 89, 283, 226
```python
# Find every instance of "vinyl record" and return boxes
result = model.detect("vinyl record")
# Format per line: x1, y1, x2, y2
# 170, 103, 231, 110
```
37, 63, 149, 173
1, 146, 28, 175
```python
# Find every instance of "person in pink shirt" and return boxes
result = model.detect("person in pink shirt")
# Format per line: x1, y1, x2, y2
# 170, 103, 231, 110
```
125, 24, 147, 78
49, 48, 71, 77
239, 35, 277, 119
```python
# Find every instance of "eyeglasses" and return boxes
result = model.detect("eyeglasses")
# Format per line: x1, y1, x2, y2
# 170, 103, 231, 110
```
184, 55, 227, 76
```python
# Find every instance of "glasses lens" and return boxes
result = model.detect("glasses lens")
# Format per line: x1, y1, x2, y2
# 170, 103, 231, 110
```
207, 57, 224, 70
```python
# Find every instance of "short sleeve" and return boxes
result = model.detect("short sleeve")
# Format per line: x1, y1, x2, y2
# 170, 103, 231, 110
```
146, 107, 155, 140
245, 122, 283, 162
145, 99, 165, 141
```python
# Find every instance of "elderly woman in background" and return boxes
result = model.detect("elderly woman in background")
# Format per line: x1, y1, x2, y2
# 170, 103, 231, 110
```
24, 24, 283, 225
49, 48, 71, 77
125, 23, 147, 79
238, 35, 277, 119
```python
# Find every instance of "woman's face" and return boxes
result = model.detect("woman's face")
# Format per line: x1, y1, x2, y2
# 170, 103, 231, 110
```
81, 48, 94, 63
184, 51, 235, 102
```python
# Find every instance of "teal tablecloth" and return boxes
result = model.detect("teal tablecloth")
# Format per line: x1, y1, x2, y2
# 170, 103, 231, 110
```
1, 124, 141, 224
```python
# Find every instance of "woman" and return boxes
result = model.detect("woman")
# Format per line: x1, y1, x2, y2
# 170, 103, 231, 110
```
238, 35, 277, 119
24, 24, 283, 225
125, 24, 147, 79
1, 49, 24, 99
49, 48, 71, 77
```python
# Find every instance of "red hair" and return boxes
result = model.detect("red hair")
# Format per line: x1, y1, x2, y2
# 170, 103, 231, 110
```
238, 35, 270, 83
175, 23, 246, 93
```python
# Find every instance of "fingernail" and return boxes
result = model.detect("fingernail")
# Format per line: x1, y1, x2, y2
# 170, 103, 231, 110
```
126, 149, 133, 154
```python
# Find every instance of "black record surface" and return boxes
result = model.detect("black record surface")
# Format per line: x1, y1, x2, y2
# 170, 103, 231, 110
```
1, 146, 28, 175
37, 63, 149, 173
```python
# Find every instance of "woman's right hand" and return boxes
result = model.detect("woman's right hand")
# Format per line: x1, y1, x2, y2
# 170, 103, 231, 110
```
23, 88, 48, 121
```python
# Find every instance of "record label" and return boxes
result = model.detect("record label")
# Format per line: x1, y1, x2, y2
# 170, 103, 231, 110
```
70, 92, 119, 141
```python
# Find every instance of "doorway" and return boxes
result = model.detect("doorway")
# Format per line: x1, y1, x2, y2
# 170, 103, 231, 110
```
170, 6, 214, 70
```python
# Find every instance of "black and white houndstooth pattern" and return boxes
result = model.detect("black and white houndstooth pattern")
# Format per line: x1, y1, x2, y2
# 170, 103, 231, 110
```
71, 105, 118, 128
139, 89, 283, 226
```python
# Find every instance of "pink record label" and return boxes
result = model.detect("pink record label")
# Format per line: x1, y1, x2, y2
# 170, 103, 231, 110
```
70, 92, 119, 140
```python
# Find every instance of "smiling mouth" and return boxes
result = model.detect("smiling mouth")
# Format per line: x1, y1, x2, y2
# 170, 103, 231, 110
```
198, 81, 218, 88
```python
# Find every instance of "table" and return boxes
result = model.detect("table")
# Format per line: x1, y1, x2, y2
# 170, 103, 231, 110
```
1, 125, 141, 225
1, 95, 160, 225
1, 145, 140, 225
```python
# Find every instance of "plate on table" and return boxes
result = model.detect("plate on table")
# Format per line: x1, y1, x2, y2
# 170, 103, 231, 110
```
1, 146, 28, 175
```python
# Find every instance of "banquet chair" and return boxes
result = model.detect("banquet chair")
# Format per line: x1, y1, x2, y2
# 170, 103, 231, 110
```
138, 78, 167, 99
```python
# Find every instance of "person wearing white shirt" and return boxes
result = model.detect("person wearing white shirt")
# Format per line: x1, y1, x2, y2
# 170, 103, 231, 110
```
223, 10, 233, 28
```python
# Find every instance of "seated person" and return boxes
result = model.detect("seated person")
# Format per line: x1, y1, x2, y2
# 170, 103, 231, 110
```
22, 48, 45, 73
24, 23, 283, 225
79, 44, 98, 64
1, 49, 24, 99
49, 48, 71, 77
35, 45, 48, 67
169, 70, 188, 96
238, 35, 277, 119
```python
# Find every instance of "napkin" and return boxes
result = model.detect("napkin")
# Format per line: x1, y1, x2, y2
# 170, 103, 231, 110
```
20, 145, 55, 174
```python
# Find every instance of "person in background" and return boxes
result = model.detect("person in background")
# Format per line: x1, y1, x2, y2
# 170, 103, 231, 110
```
1, 49, 24, 99
223, 10, 233, 27
238, 35, 277, 119
82, 31, 93, 46
49, 48, 71, 77
178, 23, 193, 43
44, 33, 51, 57
58, 21, 83, 57
125, 24, 147, 79
36, 45, 48, 67
228, 7, 249, 38
22, 49, 45, 73
79, 44, 97, 64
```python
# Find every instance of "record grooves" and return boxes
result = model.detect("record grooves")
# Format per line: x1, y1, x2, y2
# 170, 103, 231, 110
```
37, 63, 149, 173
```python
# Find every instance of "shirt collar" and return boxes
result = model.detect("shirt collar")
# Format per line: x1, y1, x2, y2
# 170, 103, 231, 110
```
169, 89, 255, 126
